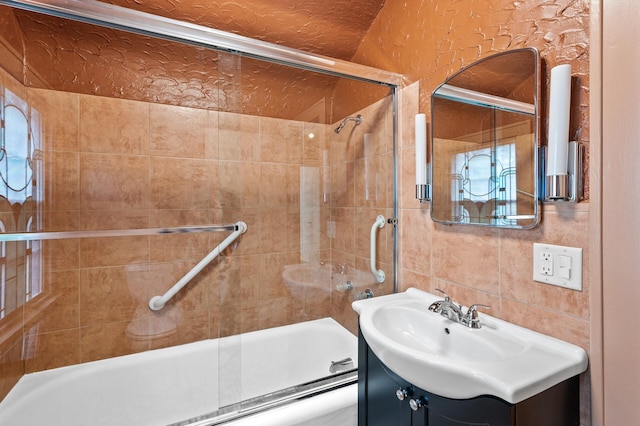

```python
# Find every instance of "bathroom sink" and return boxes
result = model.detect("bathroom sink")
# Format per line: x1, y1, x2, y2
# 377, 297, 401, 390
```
353, 288, 588, 404
282, 263, 332, 289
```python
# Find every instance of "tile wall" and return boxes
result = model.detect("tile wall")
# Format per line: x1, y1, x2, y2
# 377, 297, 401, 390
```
0, 63, 396, 401
398, 81, 591, 423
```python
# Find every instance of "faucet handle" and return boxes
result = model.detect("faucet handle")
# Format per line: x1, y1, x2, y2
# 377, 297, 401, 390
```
434, 288, 450, 302
467, 304, 491, 318
464, 304, 491, 328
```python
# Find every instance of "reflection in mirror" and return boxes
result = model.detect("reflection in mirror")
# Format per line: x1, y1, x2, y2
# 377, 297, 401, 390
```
430, 48, 540, 229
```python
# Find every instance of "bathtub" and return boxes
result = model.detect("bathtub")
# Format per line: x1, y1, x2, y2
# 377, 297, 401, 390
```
0, 318, 358, 426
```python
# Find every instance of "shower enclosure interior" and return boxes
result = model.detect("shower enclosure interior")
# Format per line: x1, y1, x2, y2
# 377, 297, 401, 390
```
0, 0, 399, 421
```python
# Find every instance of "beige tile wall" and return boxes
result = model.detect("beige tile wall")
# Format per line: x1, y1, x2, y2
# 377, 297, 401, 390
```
399, 81, 590, 345
0, 64, 396, 402
328, 96, 396, 334
398, 81, 591, 423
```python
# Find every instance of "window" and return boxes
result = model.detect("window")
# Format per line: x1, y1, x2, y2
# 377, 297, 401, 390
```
0, 86, 43, 319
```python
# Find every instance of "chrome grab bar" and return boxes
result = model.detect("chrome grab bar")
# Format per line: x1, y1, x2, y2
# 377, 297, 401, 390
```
149, 221, 247, 311
0, 224, 238, 242
370, 215, 385, 283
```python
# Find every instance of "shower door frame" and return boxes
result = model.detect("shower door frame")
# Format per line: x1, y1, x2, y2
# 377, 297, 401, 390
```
0, 0, 402, 293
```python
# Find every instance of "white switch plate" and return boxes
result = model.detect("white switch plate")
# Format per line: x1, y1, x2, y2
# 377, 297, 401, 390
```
533, 243, 583, 291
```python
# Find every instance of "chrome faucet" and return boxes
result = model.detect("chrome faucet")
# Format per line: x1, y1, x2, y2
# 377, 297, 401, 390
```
432, 291, 464, 321
428, 289, 490, 329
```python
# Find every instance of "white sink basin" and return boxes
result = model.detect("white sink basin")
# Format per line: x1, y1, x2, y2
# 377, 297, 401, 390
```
353, 288, 588, 403
282, 263, 332, 292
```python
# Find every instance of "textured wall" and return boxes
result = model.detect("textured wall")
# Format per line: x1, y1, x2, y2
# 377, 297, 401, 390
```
0, 5, 24, 83
103, 0, 385, 61
339, 0, 590, 195
14, 10, 344, 123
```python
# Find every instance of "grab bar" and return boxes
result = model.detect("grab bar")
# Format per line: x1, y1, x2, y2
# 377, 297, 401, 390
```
0, 224, 238, 242
149, 221, 247, 311
370, 215, 385, 283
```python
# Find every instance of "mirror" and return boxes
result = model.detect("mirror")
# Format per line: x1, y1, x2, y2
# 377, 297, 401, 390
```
430, 48, 540, 228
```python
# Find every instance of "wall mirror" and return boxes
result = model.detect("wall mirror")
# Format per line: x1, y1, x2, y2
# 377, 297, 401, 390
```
430, 47, 540, 229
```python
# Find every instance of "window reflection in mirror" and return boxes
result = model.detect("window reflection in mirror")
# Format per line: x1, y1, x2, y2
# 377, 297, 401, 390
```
430, 48, 540, 229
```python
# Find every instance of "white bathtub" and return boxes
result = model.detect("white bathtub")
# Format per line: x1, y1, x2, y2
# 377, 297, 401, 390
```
0, 318, 358, 426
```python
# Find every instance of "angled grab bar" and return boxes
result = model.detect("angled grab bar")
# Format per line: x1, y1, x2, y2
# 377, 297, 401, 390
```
149, 221, 247, 311
370, 215, 386, 283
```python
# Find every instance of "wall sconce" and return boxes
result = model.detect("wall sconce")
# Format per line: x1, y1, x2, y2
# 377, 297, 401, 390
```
415, 113, 431, 202
545, 64, 584, 202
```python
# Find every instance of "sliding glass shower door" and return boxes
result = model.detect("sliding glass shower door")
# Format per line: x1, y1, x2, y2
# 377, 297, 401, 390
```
210, 52, 397, 418
0, 1, 398, 423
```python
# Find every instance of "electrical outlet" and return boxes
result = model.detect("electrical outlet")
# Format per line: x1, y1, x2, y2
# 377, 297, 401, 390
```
540, 251, 553, 275
533, 243, 583, 290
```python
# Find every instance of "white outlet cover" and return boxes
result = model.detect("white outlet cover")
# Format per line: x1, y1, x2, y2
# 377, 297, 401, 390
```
533, 243, 583, 291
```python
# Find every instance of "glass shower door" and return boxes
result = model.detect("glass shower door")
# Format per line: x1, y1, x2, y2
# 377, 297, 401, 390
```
205, 51, 397, 422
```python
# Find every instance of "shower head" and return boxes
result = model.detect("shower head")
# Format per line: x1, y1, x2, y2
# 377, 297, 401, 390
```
334, 114, 363, 134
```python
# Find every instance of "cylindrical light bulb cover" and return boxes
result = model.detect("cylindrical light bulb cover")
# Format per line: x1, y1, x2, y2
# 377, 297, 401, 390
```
547, 64, 572, 176
415, 113, 427, 185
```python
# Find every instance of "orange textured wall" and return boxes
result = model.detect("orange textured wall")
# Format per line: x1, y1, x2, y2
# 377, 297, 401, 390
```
105, 0, 385, 61
340, 0, 590, 195
0, 5, 24, 83
10, 9, 348, 123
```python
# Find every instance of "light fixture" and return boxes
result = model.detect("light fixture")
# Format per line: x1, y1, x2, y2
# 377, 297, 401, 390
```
545, 64, 584, 202
415, 113, 430, 202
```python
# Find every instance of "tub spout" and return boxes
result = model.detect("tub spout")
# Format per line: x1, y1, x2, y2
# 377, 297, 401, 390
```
330, 357, 354, 374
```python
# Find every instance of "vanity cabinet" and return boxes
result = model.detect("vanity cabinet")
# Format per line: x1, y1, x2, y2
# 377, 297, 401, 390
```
358, 326, 580, 426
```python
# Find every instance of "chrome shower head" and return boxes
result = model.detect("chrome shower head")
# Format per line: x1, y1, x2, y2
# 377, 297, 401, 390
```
334, 114, 363, 134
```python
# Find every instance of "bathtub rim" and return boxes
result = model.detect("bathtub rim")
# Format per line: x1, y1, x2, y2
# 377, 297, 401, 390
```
173, 369, 357, 426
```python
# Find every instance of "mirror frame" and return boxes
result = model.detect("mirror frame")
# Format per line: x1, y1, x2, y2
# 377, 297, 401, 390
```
429, 47, 541, 229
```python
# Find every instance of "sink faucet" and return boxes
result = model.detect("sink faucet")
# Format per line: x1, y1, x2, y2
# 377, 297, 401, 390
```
428, 289, 490, 329
428, 289, 463, 321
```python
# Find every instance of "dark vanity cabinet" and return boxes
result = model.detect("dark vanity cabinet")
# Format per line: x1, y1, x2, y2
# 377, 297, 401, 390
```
358, 326, 580, 426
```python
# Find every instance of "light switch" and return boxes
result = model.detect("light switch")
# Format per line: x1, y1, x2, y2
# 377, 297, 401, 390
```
558, 254, 572, 279
558, 255, 572, 268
